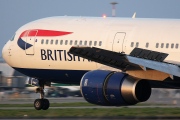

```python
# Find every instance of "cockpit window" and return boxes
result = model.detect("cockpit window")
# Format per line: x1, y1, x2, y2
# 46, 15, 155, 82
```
10, 34, 15, 41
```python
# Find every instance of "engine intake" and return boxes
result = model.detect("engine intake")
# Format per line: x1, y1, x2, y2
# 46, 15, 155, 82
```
80, 70, 151, 106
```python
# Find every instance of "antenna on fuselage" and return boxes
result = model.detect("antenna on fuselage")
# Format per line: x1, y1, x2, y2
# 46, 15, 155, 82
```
132, 12, 136, 19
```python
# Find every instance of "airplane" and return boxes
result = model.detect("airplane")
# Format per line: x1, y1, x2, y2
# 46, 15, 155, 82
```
2, 16, 180, 110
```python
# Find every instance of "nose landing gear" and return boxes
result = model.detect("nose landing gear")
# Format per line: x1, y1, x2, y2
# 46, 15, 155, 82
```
34, 81, 50, 110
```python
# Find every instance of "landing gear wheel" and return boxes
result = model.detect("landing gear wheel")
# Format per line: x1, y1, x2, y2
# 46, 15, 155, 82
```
34, 80, 50, 110
42, 99, 50, 110
34, 99, 43, 110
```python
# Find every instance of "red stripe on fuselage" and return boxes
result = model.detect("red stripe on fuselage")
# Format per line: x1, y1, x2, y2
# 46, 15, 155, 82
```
19, 29, 73, 38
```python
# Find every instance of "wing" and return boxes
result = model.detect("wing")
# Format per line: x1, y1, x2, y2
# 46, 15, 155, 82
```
69, 47, 180, 77
69, 46, 141, 71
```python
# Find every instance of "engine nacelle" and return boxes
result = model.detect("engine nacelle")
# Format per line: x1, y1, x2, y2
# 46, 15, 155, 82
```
80, 70, 151, 106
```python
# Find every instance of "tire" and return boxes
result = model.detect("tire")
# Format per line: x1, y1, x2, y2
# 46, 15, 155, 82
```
42, 99, 50, 110
34, 99, 43, 110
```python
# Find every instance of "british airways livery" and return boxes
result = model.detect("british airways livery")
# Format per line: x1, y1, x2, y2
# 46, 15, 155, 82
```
18, 29, 72, 50
3, 16, 180, 110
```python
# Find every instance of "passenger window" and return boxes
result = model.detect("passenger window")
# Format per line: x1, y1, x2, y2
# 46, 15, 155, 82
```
156, 43, 159, 48
145, 42, 149, 48
89, 41, 92, 46
70, 40, 73, 45
136, 42, 139, 47
46, 40, 49, 44
50, 40, 53, 44
171, 43, 174, 48
79, 41, 82, 45
131, 42, 134, 47
84, 41, 87, 46
55, 40, 58, 45
99, 41, 102, 46
60, 40, 63, 45
161, 43, 164, 48
166, 43, 169, 48
74, 40, 78, 45
175, 44, 179, 49
41, 39, 44, 44
65, 40, 68, 45
94, 41, 97, 46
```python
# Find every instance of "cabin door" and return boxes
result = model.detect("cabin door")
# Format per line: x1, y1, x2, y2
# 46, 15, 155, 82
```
112, 32, 126, 53
25, 30, 38, 55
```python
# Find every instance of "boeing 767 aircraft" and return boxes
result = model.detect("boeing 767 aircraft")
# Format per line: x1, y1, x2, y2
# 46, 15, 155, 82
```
2, 16, 180, 110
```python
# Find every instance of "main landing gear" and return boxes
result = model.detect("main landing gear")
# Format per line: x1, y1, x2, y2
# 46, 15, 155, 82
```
34, 81, 50, 110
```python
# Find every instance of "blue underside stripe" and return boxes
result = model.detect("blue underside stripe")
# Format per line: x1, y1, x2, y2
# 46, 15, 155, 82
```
13, 67, 88, 84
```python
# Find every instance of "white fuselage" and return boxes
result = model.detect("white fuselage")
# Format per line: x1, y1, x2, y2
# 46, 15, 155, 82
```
2, 16, 180, 83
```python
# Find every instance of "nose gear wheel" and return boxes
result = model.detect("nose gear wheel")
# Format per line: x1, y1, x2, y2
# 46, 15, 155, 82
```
34, 80, 50, 110
34, 99, 50, 110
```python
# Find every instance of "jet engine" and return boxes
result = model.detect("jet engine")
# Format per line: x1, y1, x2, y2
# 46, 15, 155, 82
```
80, 70, 151, 106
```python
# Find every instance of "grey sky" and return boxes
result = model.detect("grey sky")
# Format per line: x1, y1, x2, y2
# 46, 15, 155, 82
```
0, 0, 180, 56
